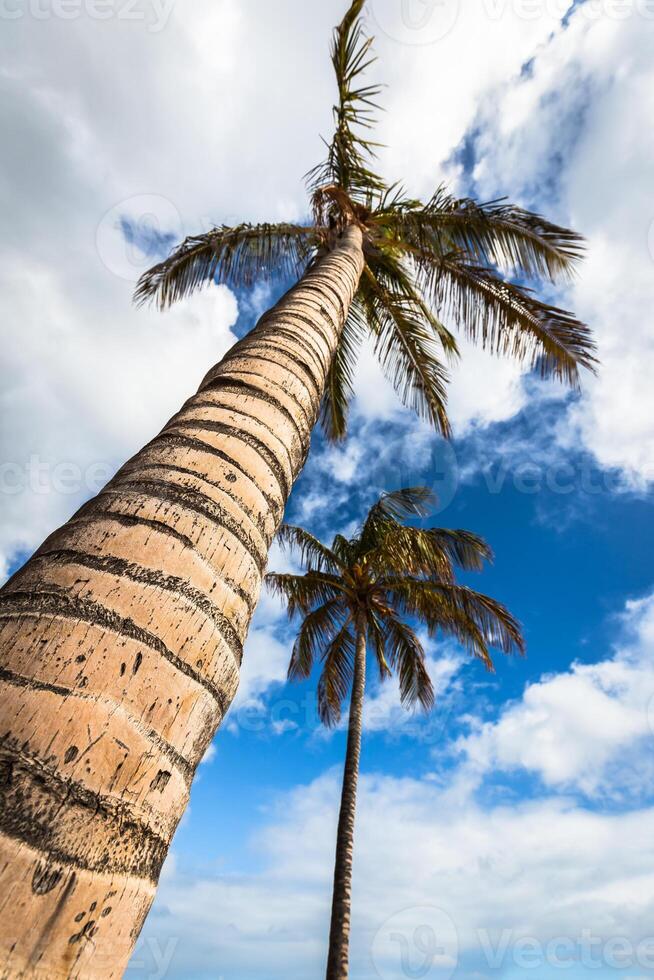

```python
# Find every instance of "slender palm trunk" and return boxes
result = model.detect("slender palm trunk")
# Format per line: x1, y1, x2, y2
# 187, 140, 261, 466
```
325, 618, 367, 980
0, 226, 364, 979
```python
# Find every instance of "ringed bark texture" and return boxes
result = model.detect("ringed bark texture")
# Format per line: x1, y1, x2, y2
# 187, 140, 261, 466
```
0, 227, 364, 979
325, 622, 367, 980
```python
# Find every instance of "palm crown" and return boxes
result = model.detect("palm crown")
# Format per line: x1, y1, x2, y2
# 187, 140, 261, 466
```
266, 488, 524, 725
135, 0, 595, 443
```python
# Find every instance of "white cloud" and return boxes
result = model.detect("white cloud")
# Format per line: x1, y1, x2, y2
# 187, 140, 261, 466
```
460, 591, 654, 797
135, 591, 654, 978
143, 768, 654, 979
470, 4, 654, 484
2, 0, 615, 577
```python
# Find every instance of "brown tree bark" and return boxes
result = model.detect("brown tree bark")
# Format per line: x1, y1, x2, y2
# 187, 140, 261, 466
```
325, 617, 366, 980
0, 227, 364, 978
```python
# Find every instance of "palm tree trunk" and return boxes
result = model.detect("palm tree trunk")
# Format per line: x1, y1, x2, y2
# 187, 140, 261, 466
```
325, 617, 367, 980
0, 226, 364, 979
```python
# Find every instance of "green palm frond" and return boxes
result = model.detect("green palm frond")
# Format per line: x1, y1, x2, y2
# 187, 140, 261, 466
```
276, 525, 344, 574
307, 0, 385, 201
375, 607, 434, 710
331, 533, 357, 567
385, 578, 524, 668
388, 186, 585, 282
419, 255, 597, 387
367, 609, 392, 680
288, 598, 348, 681
360, 263, 452, 436
265, 572, 346, 619
366, 247, 459, 356
359, 488, 436, 554
317, 618, 356, 726
369, 526, 492, 581
134, 222, 317, 309
320, 297, 367, 441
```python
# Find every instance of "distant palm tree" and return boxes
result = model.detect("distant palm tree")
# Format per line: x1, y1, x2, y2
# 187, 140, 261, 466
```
0, 1, 593, 975
266, 488, 524, 980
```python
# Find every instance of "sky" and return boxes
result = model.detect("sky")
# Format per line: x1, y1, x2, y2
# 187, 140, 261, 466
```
1, 0, 654, 977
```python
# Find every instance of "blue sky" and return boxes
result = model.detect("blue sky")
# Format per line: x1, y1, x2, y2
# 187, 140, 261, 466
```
2, 1, 654, 978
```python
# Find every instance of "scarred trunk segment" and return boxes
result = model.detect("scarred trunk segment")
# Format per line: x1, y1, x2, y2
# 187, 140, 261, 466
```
325, 620, 366, 980
0, 227, 363, 979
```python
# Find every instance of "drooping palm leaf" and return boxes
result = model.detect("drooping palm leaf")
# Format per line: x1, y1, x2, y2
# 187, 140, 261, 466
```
135, 223, 317, 309
317, 618, 357, 726
288, 599, 349, 682
421, 255, 597, 387
376, 607, 434, 710
320, 297, 367, 441
390, 186, 586, 282
275, 524, 344, 574
265, 572, 345, 619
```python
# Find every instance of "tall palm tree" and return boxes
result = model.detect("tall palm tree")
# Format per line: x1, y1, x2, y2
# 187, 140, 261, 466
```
266, 488, 525, 979
0, 2, 593, 976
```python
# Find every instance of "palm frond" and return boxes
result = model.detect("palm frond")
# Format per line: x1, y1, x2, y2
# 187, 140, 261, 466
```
422, 256, 597, 387
134, 222, 317, 309
307, 0, 385, 200
377, 487, 436, 521
389, 186, 585, 282
265, 572, 346, 618
367, 608, 392, 680
317, 617, 356, 726
369, 526, 492, 581
385, 579, 525, 668
331, 533, 357, 567
320, 297, 367, 441
276, 524, 344, 574
288, 599, 348, 681
365, 245, 459, 356
375, 606, 434, 710
360, 263, 452, 435
358, 487, 434, 555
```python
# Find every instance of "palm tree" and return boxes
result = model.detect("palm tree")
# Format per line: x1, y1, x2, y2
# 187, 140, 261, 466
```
266, 488, 525, 979
0, 1, 593, 975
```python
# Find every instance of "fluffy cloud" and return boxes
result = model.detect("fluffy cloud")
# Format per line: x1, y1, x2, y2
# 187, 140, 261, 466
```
470, 3, 654, 485
1, 0, 608, 577
143, 775, 654, 979
134, 591, 654, 978
460, 590, 654, 798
